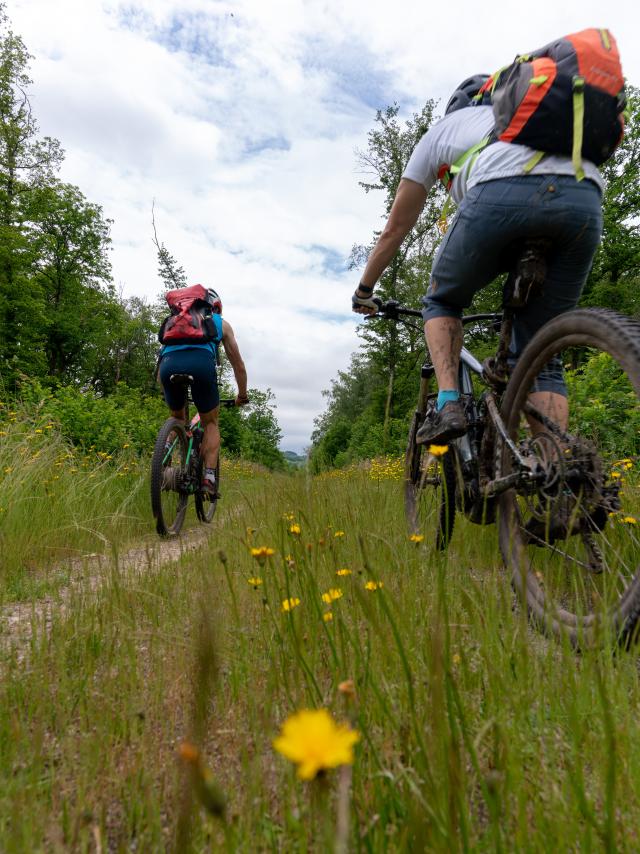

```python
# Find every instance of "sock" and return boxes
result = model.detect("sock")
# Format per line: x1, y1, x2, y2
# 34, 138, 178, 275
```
437, 390, 460, 411
204, 467, 216, 484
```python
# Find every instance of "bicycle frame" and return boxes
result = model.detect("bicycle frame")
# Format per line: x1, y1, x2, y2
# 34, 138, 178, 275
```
370, 303, 543, 505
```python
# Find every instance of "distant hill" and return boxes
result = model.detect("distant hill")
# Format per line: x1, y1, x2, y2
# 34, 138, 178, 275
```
283, 451, 307, 466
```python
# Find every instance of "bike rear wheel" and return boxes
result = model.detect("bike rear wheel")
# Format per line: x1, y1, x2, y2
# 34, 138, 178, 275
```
499, 308, 640, 647
151, 418, 189, 537
404, 412, 456, 550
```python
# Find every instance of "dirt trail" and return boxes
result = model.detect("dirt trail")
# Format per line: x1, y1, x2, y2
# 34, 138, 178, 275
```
0, 508, 237, 662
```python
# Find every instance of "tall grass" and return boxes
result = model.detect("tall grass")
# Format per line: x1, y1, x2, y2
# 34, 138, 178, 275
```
2, 462, 640, 849
0, 409, 149, 597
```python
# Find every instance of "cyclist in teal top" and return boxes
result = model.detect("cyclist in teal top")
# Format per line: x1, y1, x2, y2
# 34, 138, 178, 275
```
158, 288, 249, 494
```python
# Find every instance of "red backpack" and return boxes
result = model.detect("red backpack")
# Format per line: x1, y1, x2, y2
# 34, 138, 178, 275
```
158, 284, 222, 346
481, 28, 625, 177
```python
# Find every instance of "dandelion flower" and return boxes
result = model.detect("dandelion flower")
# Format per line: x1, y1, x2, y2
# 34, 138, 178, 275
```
247, 577, 263, 588
321, 588, 343, 603
623, 516, 637, 525
289, 523, 301, 535
273, 708, 359, 780
251, 546, 275, 559
336, 568, 352, 577
334, 530, 345, 538
428, 444, 449, 456
282, 597, 301, 612
323, 612, 333, 622
409, 534, 424, 543
364, 580, 383, 591
611, 471, 622, 480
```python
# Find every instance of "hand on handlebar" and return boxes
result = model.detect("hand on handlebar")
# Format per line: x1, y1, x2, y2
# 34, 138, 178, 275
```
352, 292, 382, 316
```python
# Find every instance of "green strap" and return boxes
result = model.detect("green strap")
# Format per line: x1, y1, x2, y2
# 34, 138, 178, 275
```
572, 76, 585, 181
523, 151, 545, 173
437, 136, 490, 232
449, 136, 490, 177
529, 75, 549, 86
438, 194, 455, 232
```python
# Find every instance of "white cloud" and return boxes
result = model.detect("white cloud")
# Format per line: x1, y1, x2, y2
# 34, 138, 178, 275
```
9, 0, 640, 450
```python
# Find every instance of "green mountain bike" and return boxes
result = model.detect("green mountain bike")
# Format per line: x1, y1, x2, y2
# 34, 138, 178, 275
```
150, 374, 236, 537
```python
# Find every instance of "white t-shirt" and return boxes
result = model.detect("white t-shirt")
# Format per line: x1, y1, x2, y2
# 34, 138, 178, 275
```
402, 106, 603, 204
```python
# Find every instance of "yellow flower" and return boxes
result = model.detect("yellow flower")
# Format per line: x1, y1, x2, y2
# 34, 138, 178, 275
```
273, 708, 359, 780
289, 523, 301, 535
336, 568, 352, 577
334, 530, 345, 538
323, 612, 333, 622
122, 442, 130, 448
622, 516, 637, 525
282, 597, 301, 612
364, 581, 383, 591
321, 588, 343, 603
409, 533, 424, 543
611, 471, 622, 480
452, 653, 461, 666
251, 546, 275, 559
34, 429, 43, 434
428, 444, 449, 456
0, 431, 7, 436
247, 577, 263, 588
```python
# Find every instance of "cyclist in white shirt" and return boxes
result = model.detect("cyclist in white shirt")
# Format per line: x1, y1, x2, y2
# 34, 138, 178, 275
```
352, 76, 603, 444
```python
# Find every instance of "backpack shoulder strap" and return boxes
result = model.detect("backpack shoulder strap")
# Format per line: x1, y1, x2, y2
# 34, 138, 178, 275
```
213, 313, 223, 343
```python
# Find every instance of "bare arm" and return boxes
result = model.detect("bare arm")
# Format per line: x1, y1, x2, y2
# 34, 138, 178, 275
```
221, 319, 248, 403
358, 178, 427, 292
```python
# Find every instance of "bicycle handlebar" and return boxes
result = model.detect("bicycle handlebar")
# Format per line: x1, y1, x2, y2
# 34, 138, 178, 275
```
366, 300, 501, 327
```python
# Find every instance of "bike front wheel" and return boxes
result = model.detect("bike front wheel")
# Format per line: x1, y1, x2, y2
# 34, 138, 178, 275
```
499, 308, 640, 647
151, 418, 189, 537
195, 459, 219, 523
404, 412, 456, 550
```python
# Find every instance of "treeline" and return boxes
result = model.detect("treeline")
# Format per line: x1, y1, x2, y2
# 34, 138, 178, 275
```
0, 7, 285, 468
310, 87, 640, 471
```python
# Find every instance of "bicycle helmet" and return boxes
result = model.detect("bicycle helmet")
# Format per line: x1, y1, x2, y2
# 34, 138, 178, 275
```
444, 74, 491, 116
206, 287, 222, 314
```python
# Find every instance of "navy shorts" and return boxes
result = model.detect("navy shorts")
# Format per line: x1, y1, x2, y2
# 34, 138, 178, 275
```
159, 347, 220, 414
424, 175, 603, 395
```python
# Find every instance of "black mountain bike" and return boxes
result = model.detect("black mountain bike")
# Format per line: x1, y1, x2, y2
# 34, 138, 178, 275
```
150, 373, 237, 537
371, 240, 640, 647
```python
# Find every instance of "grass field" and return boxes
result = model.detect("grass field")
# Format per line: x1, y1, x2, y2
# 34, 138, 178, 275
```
2, 423, 640, 851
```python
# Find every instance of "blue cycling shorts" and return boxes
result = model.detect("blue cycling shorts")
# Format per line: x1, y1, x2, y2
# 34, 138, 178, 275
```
159, 347, 220, 414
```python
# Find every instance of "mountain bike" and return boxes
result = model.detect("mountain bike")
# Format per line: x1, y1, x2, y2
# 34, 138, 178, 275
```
150, 373, 237, 537
371, 240, 640, 647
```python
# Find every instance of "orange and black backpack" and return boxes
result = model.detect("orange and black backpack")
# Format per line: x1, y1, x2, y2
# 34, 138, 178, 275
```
480, 28, 626, 178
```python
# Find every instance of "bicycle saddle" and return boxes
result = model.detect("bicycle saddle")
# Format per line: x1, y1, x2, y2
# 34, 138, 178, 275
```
503, 238, 552, 309
169, 373, 194, 386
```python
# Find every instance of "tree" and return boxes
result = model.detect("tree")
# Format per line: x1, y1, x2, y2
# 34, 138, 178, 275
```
0, 6, 63, 382
241, 388, 285, 469
29, 181, 113, 380
349, 103, 442, 450
582, 85, 640, 315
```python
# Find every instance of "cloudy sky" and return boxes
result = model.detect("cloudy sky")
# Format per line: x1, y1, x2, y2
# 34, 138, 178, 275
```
9, 0, 639, 451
